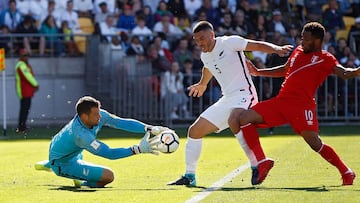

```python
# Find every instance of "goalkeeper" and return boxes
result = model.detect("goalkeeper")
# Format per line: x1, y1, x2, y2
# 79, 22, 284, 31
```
35, 96, 169, 188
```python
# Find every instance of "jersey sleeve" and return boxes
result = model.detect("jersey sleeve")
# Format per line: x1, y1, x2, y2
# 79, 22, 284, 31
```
74, 128, 133, 159
100, 109, 146, 133
222, 35, 248, 52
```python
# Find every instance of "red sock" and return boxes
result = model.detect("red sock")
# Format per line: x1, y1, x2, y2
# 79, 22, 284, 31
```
318, 144, 349, 175
241, 124, 266, 162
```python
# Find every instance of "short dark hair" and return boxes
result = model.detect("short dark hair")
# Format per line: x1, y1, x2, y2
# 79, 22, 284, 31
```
76, 96, 101, 115
192, 21, 213, 33
302, 22, 325, 41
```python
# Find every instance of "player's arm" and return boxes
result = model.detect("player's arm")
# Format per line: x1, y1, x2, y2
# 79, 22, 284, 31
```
245, 40, 293, 57
246, 58, 289, 77
187, 67, 212, 97
101, 110, 169, 135
80, 132, 160, 159
333, 64, 360, 80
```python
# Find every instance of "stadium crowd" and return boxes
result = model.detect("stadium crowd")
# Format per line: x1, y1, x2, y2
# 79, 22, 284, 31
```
1, 0, 360, 118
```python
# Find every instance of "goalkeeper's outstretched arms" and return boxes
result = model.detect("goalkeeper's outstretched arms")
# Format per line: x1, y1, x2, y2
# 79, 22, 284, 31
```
101, 109, 170, 135
84, 131, 161, 159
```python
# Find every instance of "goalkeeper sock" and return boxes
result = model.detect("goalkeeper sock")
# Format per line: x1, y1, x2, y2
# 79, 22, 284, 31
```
318, 144, 349, 175
185, 137, 202, 174
237, 124, 266, 167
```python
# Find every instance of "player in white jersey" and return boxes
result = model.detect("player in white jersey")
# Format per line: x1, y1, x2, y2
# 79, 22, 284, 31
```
168, 21, 293, 186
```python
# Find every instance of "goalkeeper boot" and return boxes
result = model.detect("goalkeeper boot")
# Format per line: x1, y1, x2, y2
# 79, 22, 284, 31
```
73, 179, 84, 188
167, 173, 196, 187
251, 158, 274, 185
34, 160, 52, 172
342, 170, 356, 185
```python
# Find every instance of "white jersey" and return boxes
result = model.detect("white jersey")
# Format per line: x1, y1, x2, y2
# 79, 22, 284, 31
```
201, 35, 257, 97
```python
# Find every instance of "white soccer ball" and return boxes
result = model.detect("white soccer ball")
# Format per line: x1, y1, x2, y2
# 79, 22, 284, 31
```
156, 130, 180, 154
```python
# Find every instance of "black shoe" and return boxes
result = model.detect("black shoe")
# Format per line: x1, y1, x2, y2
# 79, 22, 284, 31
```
16, 128, 28, 135
167, 175, 196, 186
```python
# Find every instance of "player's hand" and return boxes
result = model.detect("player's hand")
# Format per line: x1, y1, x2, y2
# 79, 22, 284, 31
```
276, 45, 293, 57
131, 131, 160, 155
246, 59, 259, 76
144, 125, 170, 136
187, 83, 207, 97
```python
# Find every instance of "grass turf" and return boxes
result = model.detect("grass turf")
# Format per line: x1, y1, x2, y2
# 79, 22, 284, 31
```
0, 126, 359, 202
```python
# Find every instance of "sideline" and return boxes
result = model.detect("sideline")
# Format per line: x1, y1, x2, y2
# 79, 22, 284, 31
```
184, 163, 250, 203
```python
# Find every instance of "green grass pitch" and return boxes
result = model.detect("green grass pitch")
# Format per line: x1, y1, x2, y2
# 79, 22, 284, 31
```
0, 126, 359, 203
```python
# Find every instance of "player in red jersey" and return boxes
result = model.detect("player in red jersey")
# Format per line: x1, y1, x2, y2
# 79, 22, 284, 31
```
231, 22, 359, 185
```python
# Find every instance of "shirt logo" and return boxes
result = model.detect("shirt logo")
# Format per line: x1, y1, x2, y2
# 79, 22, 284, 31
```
311, 55, 319, 63
90, 140, 100, 150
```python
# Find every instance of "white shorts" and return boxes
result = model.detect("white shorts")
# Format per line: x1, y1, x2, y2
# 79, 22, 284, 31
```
200, 93, 258, 132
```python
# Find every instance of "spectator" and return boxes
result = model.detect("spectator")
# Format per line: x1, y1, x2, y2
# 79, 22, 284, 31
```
167, 0, 187, 19
73, 0, 94, 18
152, 35, 173, 63
182, 58, 195, 89
0, 25, 13, 54
39, 0, 62, 28
16, 0, 46, 21
59, 0, 80, 32
236, 0, 258, 25
143, 0, 161, 14
15, 15, 44, 56
15, 48, 39, 134
39, 15, 63, 56
54, 0, 67, 13
191, 10, 207, 29
322, 0, 345, 38
257, 0, 273, 23
154, 0, 174, 23
304, 0, 327, 22
126, 35, 145, 60
153, 12, 183, 36
175, 14, 192, 35
94, 1, 110, 24
184, 0, 202, 20
194, 0, 221, 28
117, 4, 136, 32
0, 0, 23, 33
93, 0, 116, 16
216, 11, 235, 35
287, 24, 300, 47
216, 0, 232, 21
138, 5, 156, 30
59, 20, 80, 56
322, 31, 335, 51
161, 61, 189, 119
100, 15, 119, 43
173, 37, 193, 71
266, 10, 289, 35
335, 37, 348, 59
132, 14, 153, 43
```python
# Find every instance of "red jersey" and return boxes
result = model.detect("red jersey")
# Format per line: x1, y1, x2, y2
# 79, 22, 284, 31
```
277, 46, 338, 103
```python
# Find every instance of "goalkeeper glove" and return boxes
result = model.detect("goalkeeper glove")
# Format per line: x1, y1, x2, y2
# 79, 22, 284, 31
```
131, 131, 160, 155
144, 125, 170, 136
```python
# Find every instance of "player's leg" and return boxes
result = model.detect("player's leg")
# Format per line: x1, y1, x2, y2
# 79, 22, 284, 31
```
231, 108, 274, 185
301, 130, 355, 185
168, 117, 218, 186
52, 159, 114, 188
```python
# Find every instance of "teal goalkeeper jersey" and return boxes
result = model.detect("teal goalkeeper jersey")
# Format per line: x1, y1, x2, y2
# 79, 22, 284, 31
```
49, 109, 147, 162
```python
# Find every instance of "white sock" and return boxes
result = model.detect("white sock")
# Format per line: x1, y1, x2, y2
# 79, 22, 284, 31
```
235, 130, 257, 167
185, 137, 202, 174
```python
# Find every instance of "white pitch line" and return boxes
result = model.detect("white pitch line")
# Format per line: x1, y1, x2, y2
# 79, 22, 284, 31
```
184, 162, 250, 203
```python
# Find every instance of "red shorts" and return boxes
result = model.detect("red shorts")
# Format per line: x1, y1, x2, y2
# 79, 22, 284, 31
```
251, 97, 319, 134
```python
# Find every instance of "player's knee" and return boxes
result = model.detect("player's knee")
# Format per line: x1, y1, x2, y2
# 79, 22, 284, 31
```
228, 116, 240, 134
102, 168, 114, 183
188, 124, 204, 139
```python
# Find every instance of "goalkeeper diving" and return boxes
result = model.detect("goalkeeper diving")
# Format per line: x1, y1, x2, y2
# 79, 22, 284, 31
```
35, 96, 169, 188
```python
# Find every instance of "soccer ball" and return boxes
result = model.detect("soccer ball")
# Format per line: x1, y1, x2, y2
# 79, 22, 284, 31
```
156, 130, 180, 154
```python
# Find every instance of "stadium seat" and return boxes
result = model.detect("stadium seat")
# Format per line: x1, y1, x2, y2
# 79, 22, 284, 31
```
336, 29, 349, 41
78, 17, 94, 34
343, 16, 355, 31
